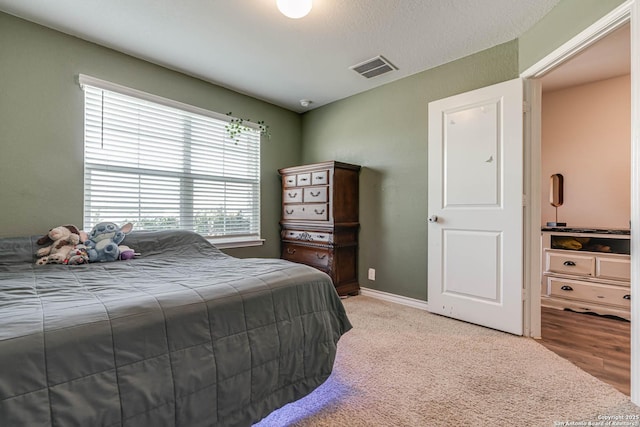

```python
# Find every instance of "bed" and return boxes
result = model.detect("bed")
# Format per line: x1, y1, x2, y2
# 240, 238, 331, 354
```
0, 229, 352, 426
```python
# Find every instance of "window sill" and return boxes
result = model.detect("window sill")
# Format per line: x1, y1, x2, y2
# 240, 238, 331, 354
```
208, 237, 265, 249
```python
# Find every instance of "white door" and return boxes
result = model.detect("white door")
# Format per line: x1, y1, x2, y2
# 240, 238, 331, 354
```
427, 78, 523, 335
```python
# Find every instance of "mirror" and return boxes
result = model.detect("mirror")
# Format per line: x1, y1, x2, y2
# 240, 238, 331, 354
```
549, 173, 564, 207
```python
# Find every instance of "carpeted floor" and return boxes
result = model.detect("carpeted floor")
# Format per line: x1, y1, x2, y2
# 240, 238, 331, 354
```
255, 295, 640, 426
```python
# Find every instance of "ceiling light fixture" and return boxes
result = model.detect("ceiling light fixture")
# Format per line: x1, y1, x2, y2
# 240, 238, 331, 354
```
277, 0, 312, 19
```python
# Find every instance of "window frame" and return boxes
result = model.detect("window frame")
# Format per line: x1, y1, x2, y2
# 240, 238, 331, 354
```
78, 74, 264, 248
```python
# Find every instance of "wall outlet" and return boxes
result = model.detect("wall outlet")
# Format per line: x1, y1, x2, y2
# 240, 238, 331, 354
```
368, 268, 376, 281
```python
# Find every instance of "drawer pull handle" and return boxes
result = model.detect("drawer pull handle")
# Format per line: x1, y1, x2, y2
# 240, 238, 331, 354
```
314, 209, 325, 215
285, 209, 294, 215
316, 253, 327, 259
563, 261, 576, 266
288, 192, 298, 198
310, 191, 321, 197
287, 248, 296, 255
300, 177, 308, 182
315, 176, 324, 180
560, 285, 573, 291
624, 294, 631, 300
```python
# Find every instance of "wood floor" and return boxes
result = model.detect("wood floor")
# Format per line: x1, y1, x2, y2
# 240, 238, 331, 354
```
538, 306, 631, 395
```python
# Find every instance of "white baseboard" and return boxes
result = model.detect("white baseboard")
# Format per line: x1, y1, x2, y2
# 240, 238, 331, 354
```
359, 287, 429, 311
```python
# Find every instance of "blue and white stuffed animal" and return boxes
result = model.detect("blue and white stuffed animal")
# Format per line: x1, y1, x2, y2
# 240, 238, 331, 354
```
85, 222, 133, 263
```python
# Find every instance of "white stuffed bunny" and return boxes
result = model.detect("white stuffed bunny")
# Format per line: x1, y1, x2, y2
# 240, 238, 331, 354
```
35, 225, 81, 265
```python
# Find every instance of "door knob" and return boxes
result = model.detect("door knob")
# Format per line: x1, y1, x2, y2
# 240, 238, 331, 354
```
428, 215, 439, 223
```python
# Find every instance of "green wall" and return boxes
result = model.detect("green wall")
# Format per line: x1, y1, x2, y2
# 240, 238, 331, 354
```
300, 0, 627, 301
519, 0, 627, 72
0, 12, 301, 258
301, 41, 519, 300
0, 0, 627, 299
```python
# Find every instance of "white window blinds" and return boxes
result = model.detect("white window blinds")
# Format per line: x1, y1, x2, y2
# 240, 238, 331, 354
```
80, 75, 261, 245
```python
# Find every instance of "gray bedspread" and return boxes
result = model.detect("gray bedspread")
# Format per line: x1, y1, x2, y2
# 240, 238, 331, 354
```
0, 230, 351, 426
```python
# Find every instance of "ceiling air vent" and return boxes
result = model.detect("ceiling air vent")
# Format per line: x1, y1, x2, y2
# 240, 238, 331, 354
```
350, 55, 397, 78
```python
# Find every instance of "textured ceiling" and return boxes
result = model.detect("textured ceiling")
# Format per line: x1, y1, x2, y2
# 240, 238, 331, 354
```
0, 0, 561, 112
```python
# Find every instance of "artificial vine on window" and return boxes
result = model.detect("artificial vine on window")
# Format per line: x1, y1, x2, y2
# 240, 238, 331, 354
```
225, 112, 270, 142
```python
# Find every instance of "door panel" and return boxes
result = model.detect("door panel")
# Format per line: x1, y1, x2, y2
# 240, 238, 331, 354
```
445, 101, 500, 207
443, 229, 501, 302
428, 78, 523, 335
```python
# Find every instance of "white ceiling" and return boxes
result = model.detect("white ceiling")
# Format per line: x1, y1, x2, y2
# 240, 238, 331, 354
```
541, 23, 630, 92
0, 0, 564, 112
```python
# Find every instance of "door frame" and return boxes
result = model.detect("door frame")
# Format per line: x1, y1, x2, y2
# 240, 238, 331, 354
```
520, 0, 639, 405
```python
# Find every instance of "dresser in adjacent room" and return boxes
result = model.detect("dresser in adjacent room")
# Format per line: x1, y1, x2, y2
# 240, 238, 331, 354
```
540, 228, 631, 320
278, 161, 361, 296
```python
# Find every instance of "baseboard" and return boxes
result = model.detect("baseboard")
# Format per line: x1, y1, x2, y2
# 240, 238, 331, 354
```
358, 287, 429, 311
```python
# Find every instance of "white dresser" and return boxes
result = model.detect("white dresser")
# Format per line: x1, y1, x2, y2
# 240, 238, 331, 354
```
541, 228, 631, 320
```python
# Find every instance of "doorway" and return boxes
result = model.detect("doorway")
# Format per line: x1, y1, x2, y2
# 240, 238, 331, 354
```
542, 27, 630, 396
521, 2, 637, 404
536, 23, 631, 395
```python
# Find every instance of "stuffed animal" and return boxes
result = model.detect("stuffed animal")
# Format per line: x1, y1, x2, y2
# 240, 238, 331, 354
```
35, 225, 81, 265
85, 222, 133, 263
118, 245, 137, 260
65, 244, 89, 265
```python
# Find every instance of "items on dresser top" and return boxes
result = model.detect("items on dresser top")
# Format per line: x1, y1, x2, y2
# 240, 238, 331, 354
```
540, 228, 630, 321
278, 161, 361, 296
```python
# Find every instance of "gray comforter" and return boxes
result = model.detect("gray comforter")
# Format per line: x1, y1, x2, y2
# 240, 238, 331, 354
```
0, 230, 351, 426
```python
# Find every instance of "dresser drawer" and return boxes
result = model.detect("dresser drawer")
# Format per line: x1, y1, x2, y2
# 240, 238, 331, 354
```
597, 257, 631, 281
283, 175, 297, 187
283, 189, 302, 203
304, 186, 328, 203
548, 277, 630, 309
282, 243, 331, 269
283, 203, 329, 220
296, 173, 312, 186
282, 229, 332, 243
312, 170, 328, 185
546, 251, 595, 277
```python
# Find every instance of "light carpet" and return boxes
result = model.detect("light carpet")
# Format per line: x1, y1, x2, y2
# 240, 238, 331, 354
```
256, 295, 639, 426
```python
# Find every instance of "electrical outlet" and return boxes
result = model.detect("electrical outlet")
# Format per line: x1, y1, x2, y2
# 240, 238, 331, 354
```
368, 268, 376, 281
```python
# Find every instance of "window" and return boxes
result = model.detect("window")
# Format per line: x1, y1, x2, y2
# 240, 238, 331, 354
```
79, 75, 261, 247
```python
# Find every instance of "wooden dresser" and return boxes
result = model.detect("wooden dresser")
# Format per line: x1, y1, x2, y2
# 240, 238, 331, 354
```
278, 161, 361, 296
541, 228, 631, 320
